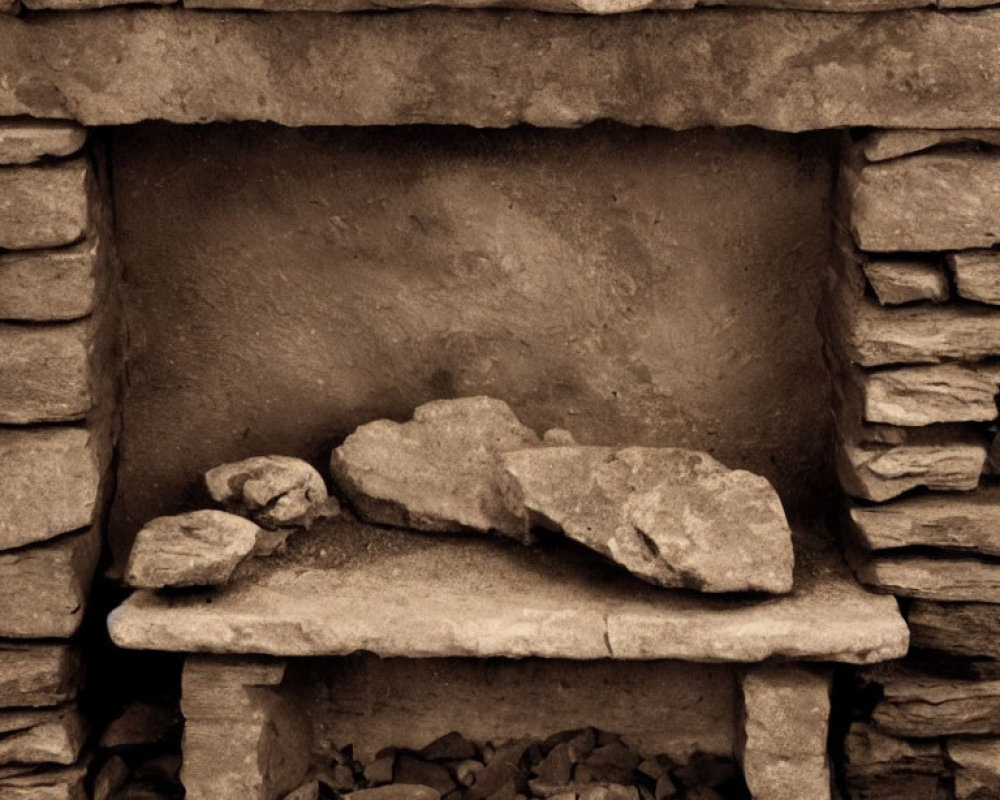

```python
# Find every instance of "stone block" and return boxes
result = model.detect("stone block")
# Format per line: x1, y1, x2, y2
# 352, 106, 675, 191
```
948, 250, 1000, 305
0, 241, 97, 321
0, 121, 85, 166
948, 738, 1000, 800
863, 259, 949, 306
850, 547, 1000, 602
908, 600, 1000, 660
859, 363, 1000, 426
0, 161, 89, 250
0, 763, 87, 800
0, 644, 80, 707
0, 705, 86, 766
843, 722, 950, 800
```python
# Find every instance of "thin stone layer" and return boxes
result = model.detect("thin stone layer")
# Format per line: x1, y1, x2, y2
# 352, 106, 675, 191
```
864, 260, 949, 306
907, 600, 1000, 659
0, 121, 85, 166
948, 250, 1000, 305
850, 547, 1000, 602
0, 644, 80, 708
860, 363, 1000, 426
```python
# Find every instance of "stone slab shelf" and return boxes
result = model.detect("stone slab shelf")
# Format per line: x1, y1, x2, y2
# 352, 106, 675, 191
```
108, 516, 909, 664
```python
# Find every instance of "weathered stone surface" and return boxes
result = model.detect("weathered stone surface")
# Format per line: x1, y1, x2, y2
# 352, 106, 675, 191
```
100, 701, 182, 749
0, 427, 100, 551
908, 600, 1000, 659
206, 456, 330, 529
860, 363, 1000, 425
125, 510, 261, 589
849, 152, 1000, 252
837, 424, 987, 502
108, 516, 908, 664
0, 526, 100, 637
947, 738, 1000, 800
948, 250, 1000, 305
850, 488, 1000, 555
0, 705, 86, 765
0, 764, 87, 800
0, 241, 98, 322
0, 161, 89, 250
176, 0, 948, 11
0, 322, 92, 424
738, 664, 831, 800
864, 260, 948, 306
0, 644, 80, 708
0, 121, 85, 166
850, 548, 1000, 602
93, 755, 129, 800
331, 397, 539, 543
843, 722, 950, 800
503, 446, 794, 593
282, 782, 319, 800
7, 10, 1000, 130
345, 787, 440, 800
862, 129, 1000, 163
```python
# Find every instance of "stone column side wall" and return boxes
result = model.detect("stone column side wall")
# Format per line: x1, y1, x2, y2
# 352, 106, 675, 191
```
0, 119, 121, 800
825, 129, 1000, 800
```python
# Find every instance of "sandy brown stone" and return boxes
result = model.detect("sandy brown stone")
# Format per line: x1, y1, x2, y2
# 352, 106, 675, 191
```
843, 722, 949, 800
850, 548, 1000, 602
0, 705, 86, 766
908, 600, 1000, 659
860, 363, 1000, 426
0, 121, 85, 166
0, 763, 88, 800
0, 526, 100, 638
947, 738, 1000, 800
331, 397, 538, 543
0, 427, 100, 551
861, 129, 1000, 163
125, 510, 261, 589
503, 446, 794, 593
0, 241, 98, 322
850, 489, 1000, 555
948, 250, 1000, 305
206, 456, 329, 529
0, 644, 80, 708
0, 161, 89, 250
0, 321, 93, 424
864, 260, 949, 306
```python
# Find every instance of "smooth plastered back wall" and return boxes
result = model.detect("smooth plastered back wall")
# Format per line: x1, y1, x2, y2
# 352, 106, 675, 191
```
108, 122, 836, 564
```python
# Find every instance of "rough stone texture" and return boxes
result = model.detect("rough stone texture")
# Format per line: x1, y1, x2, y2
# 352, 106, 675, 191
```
125, 510, 261, 589
850, 488, 1000, 555
860, 363, 1000, 426
948, 250, 1000, 305
0, 121, 85, 166
107, 516, 909, 664
331, 398, 538, 543
862, 129, 1000, 162
8, 10, 1000, 130
864, 260, 949, 306
947, 738, 1000, 800
0, 705, 86, 766
109, 124, 835, 565
0, 526, 100, 638
100, 701, 182, 749
181, 658, 311, 800
837, 423, 987, 502
850, 548, 1000, 602
0, 161, 89, 250
738, 664, 831, 800
206, 456, 329, 529
0, 764, 87, 800
843, 722, 950, 800
0, 644, 80, 708
0, 322, 93, 424
908, 600, 1000, 659
0, 427, 100, 551
176, 0, 966, 11
0, 241, 98, 322
502, 446, 794, 593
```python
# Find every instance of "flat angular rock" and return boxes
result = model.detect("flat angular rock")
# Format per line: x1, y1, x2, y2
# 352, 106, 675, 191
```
503, 446, 793, 593
0, 241, 98, 322
947, 738, 1000, 800
850, 547, 1000, 602
850, 489, 1000, 555
864, 260, 948, 306
205, 455, 330, 529
908, 600, 1000, 659
948, 250, 1000, 305
0, 644, 80, 707
0, 121, 85, 166
0, 322, 92, 424
125, 510, 261, 589
0, 427, 100, 551
0, 526, 100, 638
849, 152, 1000, 252
0, 161, 89, 250
862, 129, 1000, 163
0, 763, 88, 800
100, 701, 182, 749
331, 397, 539, 543
0, 705, 86, 765
860, 363, 1000, 426
843, 722, 949, 800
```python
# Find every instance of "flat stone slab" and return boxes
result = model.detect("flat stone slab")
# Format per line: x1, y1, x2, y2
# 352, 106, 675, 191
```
0, 161, 89, 251
0, 121, 85, 166
948, 250, 1000, 305
863, 259, 949, 306
0, 241, 98, 322
850, 547, 1000, 602
908, 600, 1000, 659
859, 363, 1000, 426
0, 763, 88, 800
108, 516, 908, 664
0, 644, 80, 708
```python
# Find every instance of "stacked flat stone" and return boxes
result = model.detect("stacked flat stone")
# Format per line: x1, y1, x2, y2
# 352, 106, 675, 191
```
0, 119, 109, 799
828, 129, 1000, 800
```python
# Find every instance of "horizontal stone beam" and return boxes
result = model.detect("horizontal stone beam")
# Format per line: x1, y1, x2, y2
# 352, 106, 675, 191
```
3, 9, 1000, 130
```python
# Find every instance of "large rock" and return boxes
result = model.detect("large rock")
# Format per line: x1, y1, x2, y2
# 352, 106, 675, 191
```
863, 259, 948, 306
0, 644, 80, 708
947, 738, 1000, 800
0, 121, 85, 166
0, 162, 89, 250
850, 548, 1000, 602
0, 241, 98, 322
331, 397, 539, 543
0, 705, 86, 766
502, 446, 793, 593
859, 363, 1000, 426
0, 427, 101, 551
907, 600, 1000, 660
125, 510, 262, 589
0, 763, 88, 800
206, 456, 331, 529
948, 250, 1000, 305
850, 489, 1000, 555
843, 722, 950, 800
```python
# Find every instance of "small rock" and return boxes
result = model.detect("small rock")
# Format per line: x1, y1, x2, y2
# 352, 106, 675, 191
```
542, 429, 577, 446
636, 760, 665, 782
946, 738, 1000, 800
577, 786, 611, 800
580, 744, 640, 784
94, 754, 130, 800
669, 754, 736, 790
549, 792, 577, 800
604, 785, 639, 800
252, 528, 294, 557
344, 785, 442, 800
420, 732, 478, 762
566, 730, 597, 764
365, 756, 396, 785
454, 760, 483, 788
653, 773, 676, 800
533, 743, 572, 785
863, 259, 949, 306
485, 784, 517, 800
283, 781, 320, 800
0, 120, 86, 166
466, 739, 533, 800
100, 701, 182, 749
124, 510, 261, 589
205, 455, 331, 529
948, 250, 1000, 306
320, 764, 357, 792
395, 754, 456, 795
